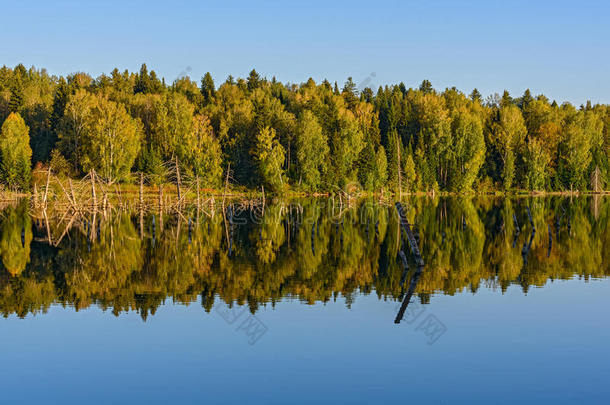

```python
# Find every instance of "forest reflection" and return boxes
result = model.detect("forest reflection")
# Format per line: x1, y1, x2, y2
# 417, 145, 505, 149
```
0, 196, 608, 320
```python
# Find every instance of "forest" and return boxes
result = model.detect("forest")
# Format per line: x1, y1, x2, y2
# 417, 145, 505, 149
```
0, 63, 609, 194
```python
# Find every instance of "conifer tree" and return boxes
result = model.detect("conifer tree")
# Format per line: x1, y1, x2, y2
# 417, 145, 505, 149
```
200, 72, 216, 105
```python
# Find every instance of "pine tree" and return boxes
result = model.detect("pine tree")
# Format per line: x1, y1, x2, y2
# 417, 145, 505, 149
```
403, 150, 416, 192
342, 77, 358, 108
51, 78, 70, 144
8, 84, 23, 113
500, 90, 513, 108
419, 79, 434, 94
247, 69, 262, 91
357, 141, 376, 191
470, 88, 482, 102
200, 72, 216, 105
374, 146, 388, 190
134, 63, 150, 94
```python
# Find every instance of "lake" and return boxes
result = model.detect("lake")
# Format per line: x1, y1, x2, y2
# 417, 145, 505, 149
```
1, 196, 609, 404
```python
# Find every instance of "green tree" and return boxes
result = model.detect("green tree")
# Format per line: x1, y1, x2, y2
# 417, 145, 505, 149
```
296, 111, 329, 190
81, 96, 142, 182
414, 93, 451, 189
374, 145, 388, 190
57, 89, 97, 174
402, 149, 416, 191
558, 110, 602, 190
185, 115, 223, 187
151, 92, 194, 161
342, 77, 358, 108
449, 107, 485, 191
357, 141, 376, 191
522, 138, 550, 190
489, 105, 527, 190
419, 80, 434, 95
200, 72, 216, 105
253, 126, 285, 191
247, 69, 262, 91
0, 112, 32, 189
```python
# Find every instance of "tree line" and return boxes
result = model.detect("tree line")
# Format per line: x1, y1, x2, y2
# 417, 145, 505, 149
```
1, 63, 609, 192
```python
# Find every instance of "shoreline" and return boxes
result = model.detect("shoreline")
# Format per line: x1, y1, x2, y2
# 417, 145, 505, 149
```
1, 184, 608, 204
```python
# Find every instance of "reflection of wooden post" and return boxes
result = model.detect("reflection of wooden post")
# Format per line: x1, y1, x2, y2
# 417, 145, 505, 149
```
592, 194, 600, 220
43, 209, 52, 244
115, 184, 123, 209
526, 206, 535, 232
512, 213, 520, 235
158, 184, 163, 212
102, 193, 108, 218
395, 265, 423, 324
547, 224, 552, 258
139, 172, 145, 212
222, 163, 231, 251
90, 170, 97, 241
261, 185, 265, 216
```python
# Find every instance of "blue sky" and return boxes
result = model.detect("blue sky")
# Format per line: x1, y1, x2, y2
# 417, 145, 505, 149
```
1, 0, 608, 105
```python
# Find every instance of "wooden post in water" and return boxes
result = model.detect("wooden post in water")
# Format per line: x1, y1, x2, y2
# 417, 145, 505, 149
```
261, 185, 265, 216
115, 184, 123, 210
175, 157, 182, 207
395, 202, 424, 267
196, 175, 200, 224
68, 178, 77, 211
221, 164, 231, 251
139, 172, 144, 238
222, 163, 230, 212
90, 170, 97, 241
158, 184, 163, 212
90, 170, 97, 210
158, 184, 164, 232
43, 165, 52, 208
396, 138, 402, 199
43, 209, 52, 244
512, 213, 520, 235
33, 183, 38, 208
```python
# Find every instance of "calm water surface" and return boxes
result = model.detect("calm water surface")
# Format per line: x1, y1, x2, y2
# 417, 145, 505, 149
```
1, 197, 609, 404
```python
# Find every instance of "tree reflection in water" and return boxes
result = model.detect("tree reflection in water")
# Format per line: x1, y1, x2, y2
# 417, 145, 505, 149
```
0, 196, 608, 320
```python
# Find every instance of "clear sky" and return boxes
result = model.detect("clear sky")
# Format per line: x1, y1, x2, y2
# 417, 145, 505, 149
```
1, 0, 608, 105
